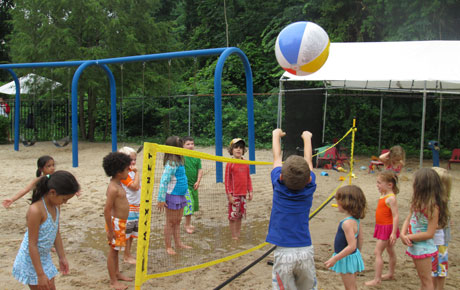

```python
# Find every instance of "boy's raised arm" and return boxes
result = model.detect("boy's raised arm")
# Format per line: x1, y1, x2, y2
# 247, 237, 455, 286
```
272, 129, 285, 168
302, 131, 313, 170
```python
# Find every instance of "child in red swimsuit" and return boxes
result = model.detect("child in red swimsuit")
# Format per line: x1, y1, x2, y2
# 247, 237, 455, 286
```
365, 171, 400, 286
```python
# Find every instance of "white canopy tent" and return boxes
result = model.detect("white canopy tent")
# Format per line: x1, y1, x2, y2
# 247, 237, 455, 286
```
0, 73, 62, 95
279, 41, 460, 167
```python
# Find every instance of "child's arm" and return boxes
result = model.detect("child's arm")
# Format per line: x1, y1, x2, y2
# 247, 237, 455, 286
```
129, 170, 140, 191
104, 185, 116, 243
302, 131, 313, 170
357, 222, 363, 251
325, 219, 358, 268
224, 163, 234, 204
194, 168, 203, 190
157, 164, 175, 211
379, 151, 390, 164
54, 222, 69, 275
387, 195, 399, 246
400, 212, 412, 246
27, 204, 50, 288
406, 207, 439, 242
247, 166, 253, 200
2, 177, 40, 208
272, 128, 285, 168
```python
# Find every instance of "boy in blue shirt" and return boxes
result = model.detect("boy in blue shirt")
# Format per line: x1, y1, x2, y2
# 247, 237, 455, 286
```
266, 129, 317, 290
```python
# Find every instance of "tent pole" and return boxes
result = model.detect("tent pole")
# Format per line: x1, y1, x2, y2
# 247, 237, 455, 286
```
322, 86, 328, 144
378, 95, 383, 154
420, 82, 427, 168
277, 79, 283, 128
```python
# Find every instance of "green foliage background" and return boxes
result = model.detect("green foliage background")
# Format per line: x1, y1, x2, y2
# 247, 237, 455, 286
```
1, 0, 460, 157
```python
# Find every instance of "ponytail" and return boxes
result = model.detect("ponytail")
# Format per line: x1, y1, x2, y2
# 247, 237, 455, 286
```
31, 171, 80, 203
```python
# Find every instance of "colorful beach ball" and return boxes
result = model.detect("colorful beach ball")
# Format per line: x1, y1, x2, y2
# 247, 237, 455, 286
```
275, 21, 330, 76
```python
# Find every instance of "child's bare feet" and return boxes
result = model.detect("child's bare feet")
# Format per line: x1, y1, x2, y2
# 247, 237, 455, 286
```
110, 281, 128, 290
166, 247, 177, 255
185, 225, 195, 234
381, 273, 395, 280
123, 256, 136, 265
364, 279, 381, 286
178, 243, 192, 249
116, 273, 133, 282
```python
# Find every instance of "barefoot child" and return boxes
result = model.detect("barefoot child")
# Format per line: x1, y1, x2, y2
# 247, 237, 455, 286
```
3, 155, 56, 208
400, 168, 448, 290
183, 136, 203, 234
225, 138, 253, 240
431, 167, 452, 290
157, 136, 192, 255
12, 171, 80, 289
119, 146, 141, 264
267, 129, 318, 289
103, 152, 133, 290
325, 185, 367, 290
366, 171, 400, 286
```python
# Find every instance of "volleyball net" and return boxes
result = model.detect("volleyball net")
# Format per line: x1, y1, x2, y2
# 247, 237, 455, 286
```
134, 121, 357, 289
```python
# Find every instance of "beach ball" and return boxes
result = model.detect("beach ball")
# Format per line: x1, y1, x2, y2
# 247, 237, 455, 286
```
275, 21, 330, 76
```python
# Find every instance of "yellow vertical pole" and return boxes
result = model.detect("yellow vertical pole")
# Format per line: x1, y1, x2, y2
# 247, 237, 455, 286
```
135, 143, 158, 290
349, 118, 357, 184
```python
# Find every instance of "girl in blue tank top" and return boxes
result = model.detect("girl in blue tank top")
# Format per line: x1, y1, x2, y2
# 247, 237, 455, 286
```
325, 185, 367, 290
12, 171, 80, 289
157, 136, 192, 255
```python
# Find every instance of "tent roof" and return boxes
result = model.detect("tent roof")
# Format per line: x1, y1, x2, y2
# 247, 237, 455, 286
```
0, 73, 61, 95
281, 41, 460, 94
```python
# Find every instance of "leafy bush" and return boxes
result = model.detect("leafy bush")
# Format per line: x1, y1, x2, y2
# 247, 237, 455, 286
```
0, 117, 9, 144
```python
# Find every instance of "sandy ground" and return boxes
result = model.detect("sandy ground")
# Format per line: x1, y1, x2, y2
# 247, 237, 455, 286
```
0, 141, 459, 290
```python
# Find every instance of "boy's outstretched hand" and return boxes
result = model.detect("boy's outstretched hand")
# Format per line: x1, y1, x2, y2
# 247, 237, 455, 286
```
272, 128, 286, 138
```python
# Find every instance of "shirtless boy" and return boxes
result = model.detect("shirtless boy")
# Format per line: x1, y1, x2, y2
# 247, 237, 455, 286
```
103, 152, 133, 290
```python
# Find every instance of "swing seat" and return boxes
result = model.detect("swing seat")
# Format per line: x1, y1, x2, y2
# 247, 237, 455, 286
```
53, 136, 70, 147
20, 135, 36, 147
447, 148, 460, 170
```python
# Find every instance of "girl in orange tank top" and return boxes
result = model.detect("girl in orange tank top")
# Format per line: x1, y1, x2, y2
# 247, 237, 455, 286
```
365, 171, 400, 286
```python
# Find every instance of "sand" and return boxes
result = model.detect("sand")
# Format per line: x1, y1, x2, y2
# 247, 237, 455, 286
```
0, 141, 459, 290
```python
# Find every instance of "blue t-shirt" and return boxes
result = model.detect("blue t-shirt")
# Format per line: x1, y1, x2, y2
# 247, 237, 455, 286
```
266, 166, 316, 247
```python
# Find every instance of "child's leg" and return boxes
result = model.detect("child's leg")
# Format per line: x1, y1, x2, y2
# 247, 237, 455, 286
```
185, 215, 194, 233
382, 243, 397, 280
164, 208, 176, 255
171, 208, 191, 249
365, 239, 388, 285
413, 257, 435, 290
28, 277, 56, 290
107, 247, 129, 290
341, 273, 357, 290
123, 237, 136, 264
433, 277, 445, 290
235, 218, 242, 239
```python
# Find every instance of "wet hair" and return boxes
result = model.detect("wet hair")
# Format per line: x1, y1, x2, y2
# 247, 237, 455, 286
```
227, 141, 247, 156
389, 145, 405, 163
163, 136, 184, 166
182, 136, 194, 143
412, 168, 448, 228
118, 146, 136, 156
31, 171, 80, 204
377, 170, 399, 194
281, 155, 310, 191
102, 152, 131, 177
335, 185, 367, 219
36, 155, 54, 177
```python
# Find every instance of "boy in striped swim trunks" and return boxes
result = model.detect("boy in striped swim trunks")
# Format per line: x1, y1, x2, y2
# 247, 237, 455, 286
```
119, 147, 141, 264
103, 152, 133, 290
